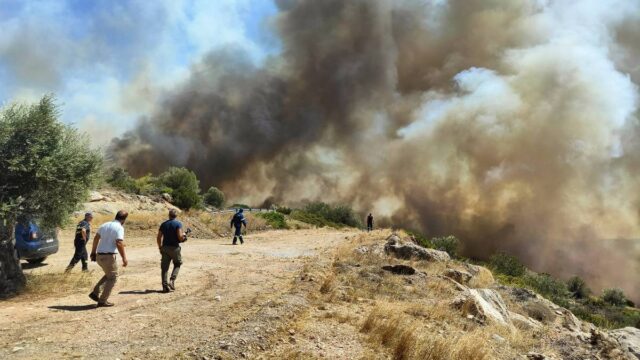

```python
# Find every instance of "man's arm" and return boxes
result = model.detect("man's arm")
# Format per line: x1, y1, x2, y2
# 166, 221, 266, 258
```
156, 230, 163, 252
81, 228, 87, 243
116, 240, 127, 267
89, 233, 101, 261
176, 226, 186, 242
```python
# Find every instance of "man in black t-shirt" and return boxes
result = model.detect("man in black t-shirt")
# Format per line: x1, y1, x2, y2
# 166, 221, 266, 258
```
157, 209, 187, 293
66, 212, 93, 272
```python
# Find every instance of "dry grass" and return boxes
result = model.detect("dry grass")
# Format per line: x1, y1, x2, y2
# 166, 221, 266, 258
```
22, 270, 94, 298
361, 303, 493, 360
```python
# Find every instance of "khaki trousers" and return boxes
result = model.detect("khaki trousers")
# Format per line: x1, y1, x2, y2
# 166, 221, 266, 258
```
92, 254, 119, 303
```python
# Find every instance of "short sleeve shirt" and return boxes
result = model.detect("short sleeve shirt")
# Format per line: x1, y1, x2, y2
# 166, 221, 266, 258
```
96, 221, 125, 253
159, 219, 183, 247
75, 220, 91, 242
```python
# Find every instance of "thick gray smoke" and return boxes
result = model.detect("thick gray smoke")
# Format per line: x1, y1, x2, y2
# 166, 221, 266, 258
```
112, 0, 640, 301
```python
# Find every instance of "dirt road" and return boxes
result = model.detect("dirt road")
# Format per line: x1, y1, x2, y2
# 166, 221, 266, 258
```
0, 229, 353, 359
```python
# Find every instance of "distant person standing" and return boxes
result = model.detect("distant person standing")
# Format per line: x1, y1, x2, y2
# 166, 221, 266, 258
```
230, 209, 247, 245
88, 210, 128, 307
367, 213, 374, 232
65, 212, 93, 272
157, 209, 188, 293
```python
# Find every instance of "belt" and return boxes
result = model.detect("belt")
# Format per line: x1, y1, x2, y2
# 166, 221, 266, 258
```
97, 252, 116, 255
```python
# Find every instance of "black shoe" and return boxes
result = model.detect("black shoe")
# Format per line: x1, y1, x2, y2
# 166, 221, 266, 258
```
240, 238, 244, 244
97, 301, 114, 307
162, 286, 171, 293
82, 268, 89, 272
89, 292, 100, 302
168, 279, 175, 291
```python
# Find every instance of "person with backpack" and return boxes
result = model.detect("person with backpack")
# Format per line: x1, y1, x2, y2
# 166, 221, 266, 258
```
230, 209, 247, 245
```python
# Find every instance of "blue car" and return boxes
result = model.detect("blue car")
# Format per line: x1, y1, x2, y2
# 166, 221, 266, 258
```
14, 220, 59, 264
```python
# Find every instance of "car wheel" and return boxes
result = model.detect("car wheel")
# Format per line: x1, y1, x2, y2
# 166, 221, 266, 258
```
26, 257, 47, 264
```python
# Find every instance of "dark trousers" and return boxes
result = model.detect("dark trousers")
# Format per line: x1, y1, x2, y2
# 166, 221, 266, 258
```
161, 246, 182, 287
367, 223, 373, 232
232, 226, 243, 244
67, 239, 88, 270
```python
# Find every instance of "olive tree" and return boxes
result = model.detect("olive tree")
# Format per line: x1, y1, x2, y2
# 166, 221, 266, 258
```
0, 96, 102, 296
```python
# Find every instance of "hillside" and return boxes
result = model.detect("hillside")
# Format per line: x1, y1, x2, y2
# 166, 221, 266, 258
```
1, 192, 638, 359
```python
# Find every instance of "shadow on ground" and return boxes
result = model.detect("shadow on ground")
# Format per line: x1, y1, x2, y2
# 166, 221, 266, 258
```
119, 290, 164, 295
21, 262, 48, 270
48, 304, 96, 312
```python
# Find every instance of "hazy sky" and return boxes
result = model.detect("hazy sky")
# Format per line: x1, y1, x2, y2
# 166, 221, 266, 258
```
0, 0, 279, 144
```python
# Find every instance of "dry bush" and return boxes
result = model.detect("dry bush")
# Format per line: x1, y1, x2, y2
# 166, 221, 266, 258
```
193, 211, 268, 235
22, 271, 94, 298
468, 266, 495, 288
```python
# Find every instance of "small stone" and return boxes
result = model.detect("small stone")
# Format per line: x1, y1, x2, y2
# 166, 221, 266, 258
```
214, 295, 222, 302
288, 329, 296, 335
12, 347, 24, 353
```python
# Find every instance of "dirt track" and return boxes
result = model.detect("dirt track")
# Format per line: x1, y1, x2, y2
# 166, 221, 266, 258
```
0, 229, 353, 359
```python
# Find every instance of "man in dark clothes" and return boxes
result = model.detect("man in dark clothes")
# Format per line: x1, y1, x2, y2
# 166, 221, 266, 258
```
66, 212, 93, 272
230, 208, 247, 245
157, 209, 188, 293
367, 213, 374, 232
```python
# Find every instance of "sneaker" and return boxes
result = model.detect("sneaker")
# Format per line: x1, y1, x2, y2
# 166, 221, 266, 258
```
168, 279, 175, 291
88, 293, 100, 302
82, 268, 89, 272
97, 301, 114, 307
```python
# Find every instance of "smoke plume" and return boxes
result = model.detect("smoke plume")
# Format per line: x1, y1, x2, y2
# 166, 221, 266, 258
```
111, 0, 640, 301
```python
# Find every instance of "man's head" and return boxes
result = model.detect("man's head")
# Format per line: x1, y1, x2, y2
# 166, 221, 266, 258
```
85, 212, 94, 222
115, 210, 129, 224
169, 209, 178, 219
238, 208, 244, 214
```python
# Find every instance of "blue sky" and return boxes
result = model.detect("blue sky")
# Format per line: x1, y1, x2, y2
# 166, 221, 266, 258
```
0, 0, 279, 145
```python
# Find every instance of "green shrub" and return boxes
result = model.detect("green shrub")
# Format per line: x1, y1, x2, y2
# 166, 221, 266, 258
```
490, 253, 527, 277
524, 273, 569, 303
602, 288, 627, 307
157, 167, 202, 210
567, 276, 591, 299
107, 167, 139, 193
431, 236, 461, 258
290, 210, 340, 228
203, 187, 225, 208
276, 206, 292, 215
302, 202, 361, 228
257, 212, 288, 229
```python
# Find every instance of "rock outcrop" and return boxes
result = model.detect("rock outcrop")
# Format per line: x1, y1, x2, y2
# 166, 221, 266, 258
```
443, 268, 473, 284
453, 289, 512, 326
384, 234, 450, 262
610, 327, 640, 359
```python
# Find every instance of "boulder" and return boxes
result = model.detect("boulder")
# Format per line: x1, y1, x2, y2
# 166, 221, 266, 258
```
509, 311, 543, 330
89, 191, 107, 202
161, 193, 173, 203
610, 327, 640, 359
453, 289, 512, 326
443, 268, 473, 284
384, 235, 450, 262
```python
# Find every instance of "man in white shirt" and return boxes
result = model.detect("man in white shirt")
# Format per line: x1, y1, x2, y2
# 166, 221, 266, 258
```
88, 210, 129, 307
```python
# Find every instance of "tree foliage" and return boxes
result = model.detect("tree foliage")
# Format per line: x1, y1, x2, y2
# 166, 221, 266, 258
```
203, 187, 225, 208
0, 95, 102, 228
157, 167, 202, 210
